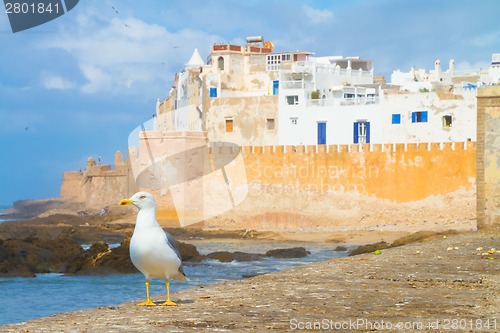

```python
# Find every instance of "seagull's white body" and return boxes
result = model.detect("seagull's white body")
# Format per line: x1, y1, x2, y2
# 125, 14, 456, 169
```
130, 207, 186, 281
121, 191, 187, 306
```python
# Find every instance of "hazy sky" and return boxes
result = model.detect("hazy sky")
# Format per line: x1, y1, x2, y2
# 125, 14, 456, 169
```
0, 0, 498, 205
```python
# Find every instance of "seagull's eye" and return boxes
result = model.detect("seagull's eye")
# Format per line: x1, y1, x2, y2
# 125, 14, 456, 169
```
139, 195, 146, 200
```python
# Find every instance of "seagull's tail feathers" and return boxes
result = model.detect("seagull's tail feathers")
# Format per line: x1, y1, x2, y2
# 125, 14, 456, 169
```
173, 265, 189, 281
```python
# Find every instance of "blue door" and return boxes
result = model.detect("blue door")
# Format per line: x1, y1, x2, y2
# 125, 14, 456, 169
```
317, 122, 326, 144
272, 80, 279, 95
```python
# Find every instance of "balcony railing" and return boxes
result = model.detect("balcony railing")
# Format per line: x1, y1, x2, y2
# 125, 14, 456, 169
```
280, 80, 315, 89
305, 96, 379, 107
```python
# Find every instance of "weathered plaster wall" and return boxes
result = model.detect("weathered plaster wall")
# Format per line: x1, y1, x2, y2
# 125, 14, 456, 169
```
241, 142, 475, 203
205, 95, 279, 146
382, 90, 476, 143
203, 142, 476, 231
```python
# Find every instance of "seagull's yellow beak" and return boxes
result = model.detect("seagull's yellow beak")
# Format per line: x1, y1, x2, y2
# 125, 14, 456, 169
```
120, 198, 134, 206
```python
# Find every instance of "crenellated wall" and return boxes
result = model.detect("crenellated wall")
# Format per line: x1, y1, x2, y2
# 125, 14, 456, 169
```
238, 141, 475, 203
60, 151, 137, 209
60, 142, 477, 231
201, 141, 476, 232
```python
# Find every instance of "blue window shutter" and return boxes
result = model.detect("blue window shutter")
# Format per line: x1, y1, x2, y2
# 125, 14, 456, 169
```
317, 122, 326, 144
421, 111, 428, 122
210, 87, 217, 97
353, 122, 359, 143
411, 112, 416, 123
392, 114, 400, 124
273, 80, 279, 95
365, 122, 370, 143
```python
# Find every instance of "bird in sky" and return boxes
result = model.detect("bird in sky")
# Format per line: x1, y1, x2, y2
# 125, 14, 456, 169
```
111, 6, 118, 14
120, 191, 188, 306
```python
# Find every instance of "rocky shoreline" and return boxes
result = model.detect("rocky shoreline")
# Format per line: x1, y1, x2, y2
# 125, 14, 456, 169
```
0, 213, 313, 277
1, 229, 498, 332
0, 206, 472, 278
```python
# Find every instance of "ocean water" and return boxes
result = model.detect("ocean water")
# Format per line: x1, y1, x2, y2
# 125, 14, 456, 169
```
0, 240, 351, 325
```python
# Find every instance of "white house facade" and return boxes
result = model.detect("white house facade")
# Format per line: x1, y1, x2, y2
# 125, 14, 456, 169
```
154, 36, 496, 147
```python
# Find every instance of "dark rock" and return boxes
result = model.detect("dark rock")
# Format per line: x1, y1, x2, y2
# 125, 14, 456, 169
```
67, 238, 137, 275
68, 238, 203, 275
204, 251, 263, 262
334, 246, 348, 252
242, 273, 266, 279
265, 247, 310, 258
177, 241, 200, 261
390, 230, 459, 248
0, 237, 84, 277
348, 241, 390, 256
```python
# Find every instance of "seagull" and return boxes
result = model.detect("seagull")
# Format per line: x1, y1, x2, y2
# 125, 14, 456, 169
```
120, 191, 187, 306
111, 6, 118, 14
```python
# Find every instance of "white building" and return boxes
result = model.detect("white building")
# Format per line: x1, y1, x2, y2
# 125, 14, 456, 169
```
155, 36, 496, 146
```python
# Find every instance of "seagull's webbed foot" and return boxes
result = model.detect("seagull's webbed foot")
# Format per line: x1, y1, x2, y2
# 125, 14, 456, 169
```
136, 299, 156, 306
160, 300, 177, 306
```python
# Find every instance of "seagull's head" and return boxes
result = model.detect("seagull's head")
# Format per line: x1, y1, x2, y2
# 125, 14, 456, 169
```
120, 191, 157, 210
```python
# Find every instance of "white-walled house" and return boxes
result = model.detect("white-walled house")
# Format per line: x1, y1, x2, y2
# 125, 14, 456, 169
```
154, 36, 495, 146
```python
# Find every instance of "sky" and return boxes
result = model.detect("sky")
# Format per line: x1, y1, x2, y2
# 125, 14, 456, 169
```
0, 0, 498, 206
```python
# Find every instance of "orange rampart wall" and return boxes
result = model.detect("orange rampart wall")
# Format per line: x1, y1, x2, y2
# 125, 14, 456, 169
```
239, 142, 475, 203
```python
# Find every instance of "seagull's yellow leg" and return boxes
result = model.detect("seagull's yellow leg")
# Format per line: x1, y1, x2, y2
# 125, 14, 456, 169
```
136, 279, 156, 306
160, 279, 177, 306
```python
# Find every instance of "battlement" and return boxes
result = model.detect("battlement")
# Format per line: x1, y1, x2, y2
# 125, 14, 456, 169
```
211, 141, 475, 155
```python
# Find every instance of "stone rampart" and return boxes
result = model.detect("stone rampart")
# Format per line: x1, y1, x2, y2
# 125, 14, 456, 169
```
60, 142, 477, 231
202, 141, 476, 231
237, 141, 475, 203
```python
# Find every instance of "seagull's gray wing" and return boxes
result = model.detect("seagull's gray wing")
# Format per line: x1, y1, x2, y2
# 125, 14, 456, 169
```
165, 231, 182, 261
165, 231, 187, 278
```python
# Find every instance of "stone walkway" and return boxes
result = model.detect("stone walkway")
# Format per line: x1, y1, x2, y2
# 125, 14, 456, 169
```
2, 230, 498, 332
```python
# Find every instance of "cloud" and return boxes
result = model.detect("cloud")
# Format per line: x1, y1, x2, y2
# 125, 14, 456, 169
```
42, 75, 76, 90
80, 65, 112, 93
467, 30, 500, 47
38, 8, 221, 97
303, 5, 334, 24
455, 60, 491, 71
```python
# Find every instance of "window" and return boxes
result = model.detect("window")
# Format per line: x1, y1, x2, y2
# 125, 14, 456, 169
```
354, 121, 370, 144
317, 122, 326, 144
218, 56, 224, 70
225, 118, 233, 132
442, 115, 452, 128
392, 114, 401, 124
290, 117, 298, 125
411, 111, 428, 123
210, 87, 217, 98
286, 95, 299, 105
266, 118, 275, 130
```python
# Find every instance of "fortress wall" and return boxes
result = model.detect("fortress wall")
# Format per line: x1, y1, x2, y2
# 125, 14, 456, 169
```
203, 141, 476, 232
60, 142, 477, 231
59, 171, 86, 203
240, 141, 475, 203
477, 86, 500, 228
60, 152, 137, 210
